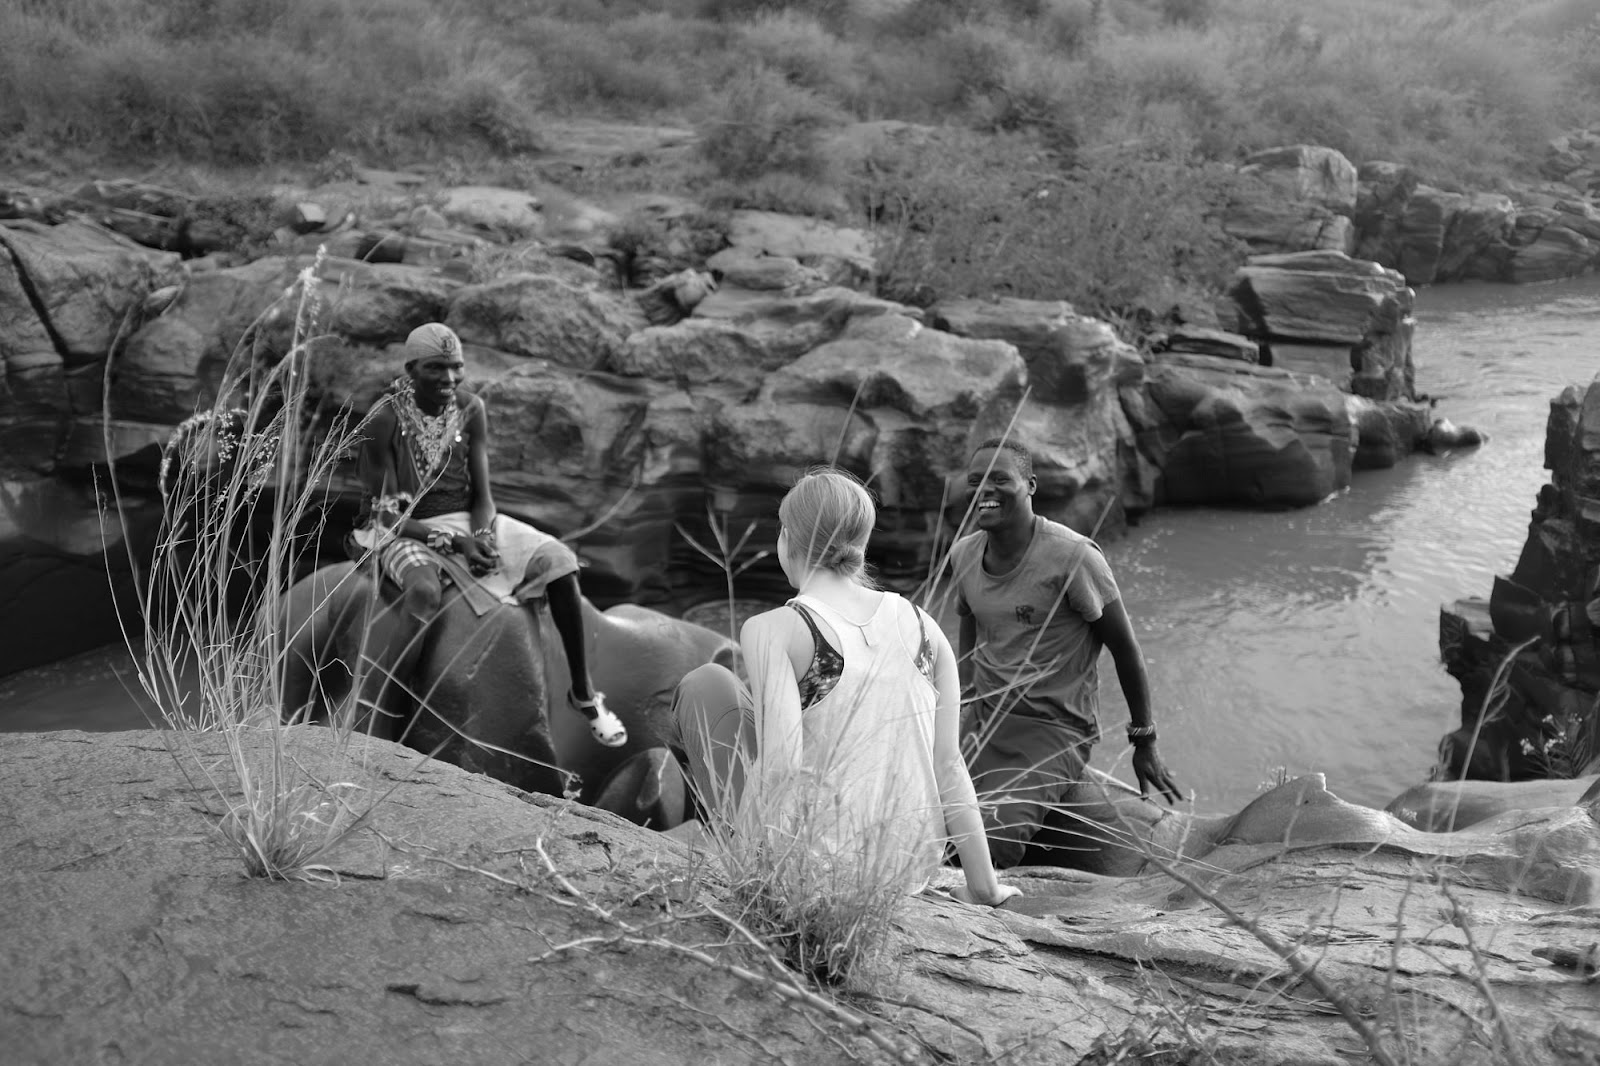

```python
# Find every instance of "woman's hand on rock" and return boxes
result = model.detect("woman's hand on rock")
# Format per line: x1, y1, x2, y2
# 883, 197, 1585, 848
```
952, 883, 1022, 908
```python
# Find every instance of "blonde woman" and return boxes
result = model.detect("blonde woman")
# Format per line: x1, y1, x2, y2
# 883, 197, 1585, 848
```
673, 468, 1019, 907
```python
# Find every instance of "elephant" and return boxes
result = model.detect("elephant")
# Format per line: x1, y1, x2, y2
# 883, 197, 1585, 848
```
277, 561, 738, 816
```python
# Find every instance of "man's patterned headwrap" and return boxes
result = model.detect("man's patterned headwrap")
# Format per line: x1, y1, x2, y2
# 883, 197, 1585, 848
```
403, 322, 462, 362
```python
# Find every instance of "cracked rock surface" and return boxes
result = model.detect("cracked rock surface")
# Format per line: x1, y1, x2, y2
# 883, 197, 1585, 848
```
4, 730, 1598, 1066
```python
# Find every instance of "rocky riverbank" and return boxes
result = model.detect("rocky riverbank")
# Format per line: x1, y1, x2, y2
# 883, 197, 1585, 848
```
4, 729, 1599, 1066
1223, 132, 1600, 286
1439, 371, 1600, 784
3, 129, 1470, 675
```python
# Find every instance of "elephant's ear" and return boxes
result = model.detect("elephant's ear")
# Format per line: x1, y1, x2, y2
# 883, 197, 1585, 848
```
712, 643, 744, 681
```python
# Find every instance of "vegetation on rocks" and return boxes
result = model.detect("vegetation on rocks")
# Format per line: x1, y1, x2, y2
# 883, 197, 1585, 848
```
7, 0, 1599, 317
7, 0, 1594, 183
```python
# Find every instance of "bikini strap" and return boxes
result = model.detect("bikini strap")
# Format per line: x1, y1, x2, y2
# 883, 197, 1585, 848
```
909, 599, 936, 679
789, 599, 827, 645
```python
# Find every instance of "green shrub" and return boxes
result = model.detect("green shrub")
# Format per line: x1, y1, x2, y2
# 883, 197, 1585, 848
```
737, 10, 864, 103
866, 131, 1242, 330
697, 64, 844, 183
5, 0, 1599, 192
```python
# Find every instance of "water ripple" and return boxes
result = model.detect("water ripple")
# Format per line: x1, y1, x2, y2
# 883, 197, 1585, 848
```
1104, 276, 1600, 812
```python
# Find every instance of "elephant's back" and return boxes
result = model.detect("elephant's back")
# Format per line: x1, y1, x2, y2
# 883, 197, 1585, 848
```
412, 589, 563, 796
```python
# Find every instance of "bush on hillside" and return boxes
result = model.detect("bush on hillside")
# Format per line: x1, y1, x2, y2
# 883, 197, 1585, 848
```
513, 13, 717, 112
737, 10, 865, 103
866, 131, 1242, 332
697, 64, 844, 183
0, 0, 541, 164
5, 0, 1599, 194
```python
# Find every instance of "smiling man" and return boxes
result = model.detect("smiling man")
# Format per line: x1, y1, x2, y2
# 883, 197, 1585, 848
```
350, 322, 626, 749
947, 438, 1182, 868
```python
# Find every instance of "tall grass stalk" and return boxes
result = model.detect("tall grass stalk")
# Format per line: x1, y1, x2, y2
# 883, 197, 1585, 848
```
676, 500, 771, 645
690, 712, 928, 989
108, 249, 394, 881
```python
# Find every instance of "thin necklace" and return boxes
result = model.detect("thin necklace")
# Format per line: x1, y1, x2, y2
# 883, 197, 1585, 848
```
799, 586, 885, 646
391, 377, 462, 474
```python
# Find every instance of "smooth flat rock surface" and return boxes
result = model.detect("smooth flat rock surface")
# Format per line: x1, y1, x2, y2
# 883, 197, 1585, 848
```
4, 731, 1599, 1066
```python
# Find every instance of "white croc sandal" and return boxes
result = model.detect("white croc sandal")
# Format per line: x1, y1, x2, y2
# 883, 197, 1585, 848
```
571, 691, 627, 748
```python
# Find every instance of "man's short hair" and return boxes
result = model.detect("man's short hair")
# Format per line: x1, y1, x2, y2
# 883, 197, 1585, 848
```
972, 437, 1033, 480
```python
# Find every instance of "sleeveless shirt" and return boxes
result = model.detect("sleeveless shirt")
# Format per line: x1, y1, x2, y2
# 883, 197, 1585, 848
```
784, 591, 946, 893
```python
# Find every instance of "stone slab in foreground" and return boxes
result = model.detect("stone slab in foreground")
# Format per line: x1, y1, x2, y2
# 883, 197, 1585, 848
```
3, 731, 1598, 1066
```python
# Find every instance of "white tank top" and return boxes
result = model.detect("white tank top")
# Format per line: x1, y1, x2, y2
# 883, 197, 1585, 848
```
788, 591, 945, 894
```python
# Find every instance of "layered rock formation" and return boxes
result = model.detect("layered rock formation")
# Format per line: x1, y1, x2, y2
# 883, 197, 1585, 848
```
1222, 145, 1358, 255
1438, 374, 1600, 782
0, 168, 1478, 672
1129, 352, 1353, 507
6, 730, 1599, 1066
1228, 250, 1415, 400
1226, 135, 1600, 287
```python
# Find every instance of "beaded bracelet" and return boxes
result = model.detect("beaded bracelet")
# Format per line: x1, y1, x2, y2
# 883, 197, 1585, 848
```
1127, 724, 1157, 745
425, 528, 455, 555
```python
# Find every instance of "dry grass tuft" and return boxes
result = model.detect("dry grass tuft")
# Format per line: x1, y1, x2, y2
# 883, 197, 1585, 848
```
109, 249, 391, 881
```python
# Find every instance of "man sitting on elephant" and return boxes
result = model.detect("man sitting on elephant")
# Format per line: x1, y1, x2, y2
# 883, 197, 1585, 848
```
350, 322, 627, 748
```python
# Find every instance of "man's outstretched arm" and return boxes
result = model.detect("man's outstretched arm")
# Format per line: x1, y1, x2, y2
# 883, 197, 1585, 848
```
1089, 599, 1183, 805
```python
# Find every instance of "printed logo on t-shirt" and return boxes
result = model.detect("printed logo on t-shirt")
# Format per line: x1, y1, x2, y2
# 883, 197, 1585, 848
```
1015, 604, 1036, 625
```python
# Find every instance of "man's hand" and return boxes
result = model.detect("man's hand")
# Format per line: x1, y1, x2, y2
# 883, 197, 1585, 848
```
951, 883, 1022, 908
458, 536, 499, 577
1132, 742, 1183, 805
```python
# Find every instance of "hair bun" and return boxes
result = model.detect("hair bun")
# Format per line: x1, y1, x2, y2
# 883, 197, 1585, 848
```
830, 544, 865, 571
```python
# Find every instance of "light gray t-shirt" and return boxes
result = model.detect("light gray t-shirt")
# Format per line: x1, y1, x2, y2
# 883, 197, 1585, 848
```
950, 516, 1121, 739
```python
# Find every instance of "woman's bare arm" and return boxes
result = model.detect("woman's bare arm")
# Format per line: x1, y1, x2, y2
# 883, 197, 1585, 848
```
926, 609, 1018, 906
740, 610, 806, 789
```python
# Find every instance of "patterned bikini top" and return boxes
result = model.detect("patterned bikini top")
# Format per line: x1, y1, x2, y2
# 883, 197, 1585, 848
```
789, 598, 937, 711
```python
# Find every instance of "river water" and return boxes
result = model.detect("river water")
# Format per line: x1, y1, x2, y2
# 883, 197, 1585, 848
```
1101, 276, 1600, 812
3, 278, 1597, 815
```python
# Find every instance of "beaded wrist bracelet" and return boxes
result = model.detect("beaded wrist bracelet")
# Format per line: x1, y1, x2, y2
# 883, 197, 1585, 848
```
1127, 724, 1157, 745
425, 528, 455, 555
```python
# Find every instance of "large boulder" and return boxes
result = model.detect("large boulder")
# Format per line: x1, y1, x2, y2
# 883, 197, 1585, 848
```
1222, 145, 1358, 254
1437, 376, 1600, 783
436, 185, 545, 240
108, 257, 297, 433
710, 314, 1027, 583
1352, 166, 1526, 285
1346, 393, 1432, 470
317, 259, 462, 344
610, 286, 907, 391
1507, 223, 1598, 284
1229, 250, 1415, 401
446, 267, 641, 371
1396, 186, 1516, 285
474, 363, 704, 601
0, 221, 182, 475
724, 209, 875, 288
1136, 352, 1353, 507
1352, 160, 1421, 265
1395, 186, 1465, 284
931, 297, 1148, 529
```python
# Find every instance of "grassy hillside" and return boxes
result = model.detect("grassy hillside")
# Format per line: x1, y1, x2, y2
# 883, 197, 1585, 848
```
6, 0, 1598, 318
7, 0, 1594, 179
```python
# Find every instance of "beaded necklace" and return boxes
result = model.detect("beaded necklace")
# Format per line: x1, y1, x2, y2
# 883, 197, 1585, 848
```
390, 376, 463, 475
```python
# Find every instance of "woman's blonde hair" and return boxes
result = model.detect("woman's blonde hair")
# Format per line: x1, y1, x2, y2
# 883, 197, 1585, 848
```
778, 467, 876, 582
